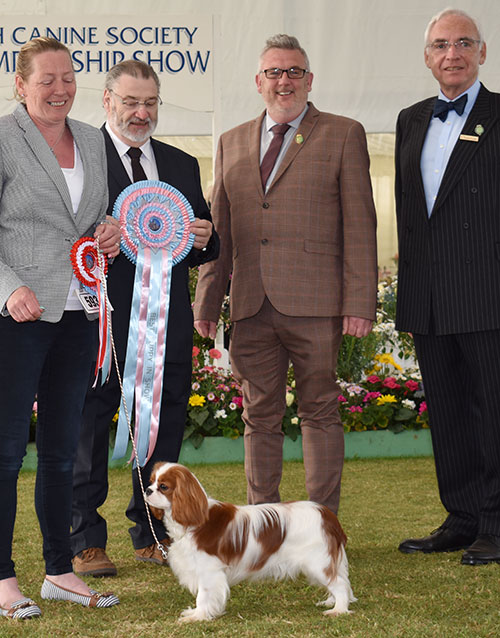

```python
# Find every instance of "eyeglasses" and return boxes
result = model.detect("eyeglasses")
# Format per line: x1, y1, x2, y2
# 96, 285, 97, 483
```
109, 90, 162, 108
260, 67, 309, 79
426, 38, 481, 53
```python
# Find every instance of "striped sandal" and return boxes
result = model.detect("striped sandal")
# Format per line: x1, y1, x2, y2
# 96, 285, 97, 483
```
0, 598, 42, 620
41, 579, 119, 608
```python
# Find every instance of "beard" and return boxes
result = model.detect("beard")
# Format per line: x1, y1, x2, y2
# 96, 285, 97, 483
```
109, 104, 157, 144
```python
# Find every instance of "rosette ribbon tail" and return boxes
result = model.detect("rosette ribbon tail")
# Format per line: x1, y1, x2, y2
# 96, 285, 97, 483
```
134, 246, 171, 467
112, 249, 148, 463
94, 275, 112, 387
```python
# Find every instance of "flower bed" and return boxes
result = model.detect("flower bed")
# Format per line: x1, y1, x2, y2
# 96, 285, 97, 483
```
184, 348, 428, 448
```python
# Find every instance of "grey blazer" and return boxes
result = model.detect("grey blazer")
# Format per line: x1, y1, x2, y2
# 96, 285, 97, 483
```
0, 104, 108, 322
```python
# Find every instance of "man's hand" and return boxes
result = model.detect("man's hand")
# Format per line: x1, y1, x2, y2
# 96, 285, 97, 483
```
194, 319, 217, 339
94, 216, 121, 258
342, 316, 373, 338
7, 286, 43, 322
190, 219, 213, 250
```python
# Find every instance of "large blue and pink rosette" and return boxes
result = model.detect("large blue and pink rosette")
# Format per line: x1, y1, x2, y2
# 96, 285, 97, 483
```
111, 180, 194, 467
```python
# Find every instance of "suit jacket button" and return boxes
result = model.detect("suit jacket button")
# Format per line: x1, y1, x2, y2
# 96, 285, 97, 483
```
471, 187, 478, 194
262, 202, 270, 209
463, 222, 469, 229
261, 239, 268, 245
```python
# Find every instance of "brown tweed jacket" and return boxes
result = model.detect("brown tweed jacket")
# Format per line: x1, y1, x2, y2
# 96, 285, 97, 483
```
194, 102, 378, 323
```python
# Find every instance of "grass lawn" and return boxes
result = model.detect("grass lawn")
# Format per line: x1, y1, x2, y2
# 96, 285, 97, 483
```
5, 457, 500, 637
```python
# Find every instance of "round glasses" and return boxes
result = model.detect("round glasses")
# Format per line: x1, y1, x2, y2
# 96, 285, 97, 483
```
110, 89, 162, 109
426, 38, 481, 53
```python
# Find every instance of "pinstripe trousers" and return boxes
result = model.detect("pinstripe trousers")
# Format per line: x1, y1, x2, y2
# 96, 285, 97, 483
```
413, 325, 500, 537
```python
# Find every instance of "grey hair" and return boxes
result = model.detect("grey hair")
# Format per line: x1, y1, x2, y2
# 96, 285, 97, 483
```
104, 59, 160, 92
424, 7, 484, 46
259, 34, 310, 70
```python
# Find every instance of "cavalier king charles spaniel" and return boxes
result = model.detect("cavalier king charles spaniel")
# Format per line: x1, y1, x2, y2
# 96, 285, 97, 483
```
145, 462, 356, 622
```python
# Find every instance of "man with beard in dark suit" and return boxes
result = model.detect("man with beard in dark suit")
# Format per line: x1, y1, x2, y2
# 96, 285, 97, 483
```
396, 8, 500, 566
71, 60, 219, 576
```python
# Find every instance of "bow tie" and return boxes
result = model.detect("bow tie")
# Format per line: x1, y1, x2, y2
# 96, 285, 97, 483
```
432, 94, 468, 121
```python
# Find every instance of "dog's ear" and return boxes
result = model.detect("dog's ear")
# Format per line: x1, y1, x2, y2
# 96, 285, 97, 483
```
149, 461, 165, 485
170, 466, 209, 528
148, 505, 165, 521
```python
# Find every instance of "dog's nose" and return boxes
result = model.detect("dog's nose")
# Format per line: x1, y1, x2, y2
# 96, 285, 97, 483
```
145, 487, 153, 496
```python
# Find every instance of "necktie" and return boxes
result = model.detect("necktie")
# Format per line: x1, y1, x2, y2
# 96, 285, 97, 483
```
260, 123, 290, 189
432, 94, 468, 122
127, 146, 148, 182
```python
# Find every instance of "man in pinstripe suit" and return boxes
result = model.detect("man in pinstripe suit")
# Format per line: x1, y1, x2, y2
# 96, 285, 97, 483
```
396, 8, 500, 565
194, 35, 378, 515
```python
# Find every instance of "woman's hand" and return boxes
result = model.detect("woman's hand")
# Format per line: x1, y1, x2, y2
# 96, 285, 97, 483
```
94, 216, 121, 258
7, 286, 44, 322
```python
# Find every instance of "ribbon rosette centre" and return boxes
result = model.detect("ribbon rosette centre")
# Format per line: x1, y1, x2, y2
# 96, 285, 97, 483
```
112, 180, 195, 467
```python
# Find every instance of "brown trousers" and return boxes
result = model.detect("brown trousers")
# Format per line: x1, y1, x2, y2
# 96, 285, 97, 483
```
230, 298, 344, 513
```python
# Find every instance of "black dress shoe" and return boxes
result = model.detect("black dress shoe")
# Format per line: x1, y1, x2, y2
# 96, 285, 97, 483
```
461, 534, 500, 565
398, 527, 475, 554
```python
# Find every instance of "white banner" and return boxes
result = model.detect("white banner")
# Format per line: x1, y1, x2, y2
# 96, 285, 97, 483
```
0, 16, 213, 115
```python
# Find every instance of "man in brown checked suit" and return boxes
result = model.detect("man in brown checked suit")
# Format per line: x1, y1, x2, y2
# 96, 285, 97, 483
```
194, 34, 377, 513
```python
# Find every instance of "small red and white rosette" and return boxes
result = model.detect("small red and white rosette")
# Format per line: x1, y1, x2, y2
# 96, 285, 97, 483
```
70, 236, 111, 385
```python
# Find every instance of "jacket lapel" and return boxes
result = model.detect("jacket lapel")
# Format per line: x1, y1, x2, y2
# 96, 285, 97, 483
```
249, 112, 265, 196
266, 102, 319, 192
434, 85, 496, 212
14, 104, 75, 222
408, 100, 434, 216
101, 125, 131, 193
69, 119, 95, 227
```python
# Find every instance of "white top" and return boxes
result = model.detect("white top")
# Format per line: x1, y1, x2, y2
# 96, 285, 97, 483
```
61, 142, 86, 310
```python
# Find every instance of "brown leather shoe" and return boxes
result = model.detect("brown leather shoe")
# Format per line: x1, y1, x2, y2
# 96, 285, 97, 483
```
72, 547, 117, 577
134, 539, 170, 565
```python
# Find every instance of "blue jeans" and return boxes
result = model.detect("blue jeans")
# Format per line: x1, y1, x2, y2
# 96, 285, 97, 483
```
0, 312, 96, 580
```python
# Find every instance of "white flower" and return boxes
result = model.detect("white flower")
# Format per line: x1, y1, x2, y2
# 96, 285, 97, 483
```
286, 392, 295, 407
191, 382, 200, 391
291, 417, 299, 425
402, 399, 416, 409
229, 402, 237, 411
215, 409, 227, 419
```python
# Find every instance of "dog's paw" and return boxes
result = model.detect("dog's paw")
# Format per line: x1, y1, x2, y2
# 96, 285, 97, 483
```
323, 607, 353, 617
316, 595, 335, 607
177, 607, 214, 623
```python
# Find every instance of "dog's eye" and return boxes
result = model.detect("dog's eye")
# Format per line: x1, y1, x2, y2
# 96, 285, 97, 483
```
159, 483, 169, 491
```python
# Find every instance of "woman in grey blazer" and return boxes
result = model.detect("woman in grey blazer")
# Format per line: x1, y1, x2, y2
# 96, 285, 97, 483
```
0, 38, 120, 620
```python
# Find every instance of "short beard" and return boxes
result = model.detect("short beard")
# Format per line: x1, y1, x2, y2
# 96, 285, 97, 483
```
110, 106, 157, 144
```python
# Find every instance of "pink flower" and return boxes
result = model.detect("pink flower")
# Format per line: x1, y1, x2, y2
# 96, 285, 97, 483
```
419, 401, 427, 415
338, 395, 347, 403
382, 377, 401, 390
349, 406, 363, 413
209, 348, 222, 359
405, 380, 419, 392
363, 391, 382, 402
232, 396, 243, 408
366, 375, 381, 384
192, 346, 200, 358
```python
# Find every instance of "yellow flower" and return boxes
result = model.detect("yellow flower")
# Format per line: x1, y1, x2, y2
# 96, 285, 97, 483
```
376, 395, 397, 405
286, 392, 295, 407
374, 353, 402, 371
189, 394, 206, 407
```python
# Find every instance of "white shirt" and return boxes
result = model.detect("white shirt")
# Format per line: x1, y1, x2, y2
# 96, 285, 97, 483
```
421, 79, 480, 216
105, 122, 159, 181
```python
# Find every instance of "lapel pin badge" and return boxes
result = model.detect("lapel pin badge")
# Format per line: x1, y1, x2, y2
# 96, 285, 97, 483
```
474, 124, 484, 136
295, 133, 304, 144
